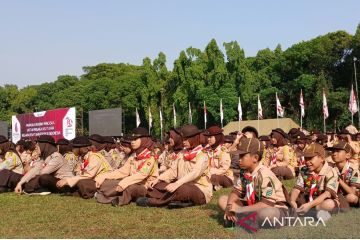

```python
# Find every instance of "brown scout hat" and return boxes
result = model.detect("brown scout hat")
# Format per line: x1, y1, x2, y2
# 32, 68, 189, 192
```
72, 136, 91, 147
224, 135, 234, 143
37, 135, 56, 146
130, 127, 150, 140
303, 143, 325, 158
103, 136, 115, 144
180, 124, 202, 138
88, 134, 104, 143
0, 135, 8, 144
203, 126, 223, 136
231, 137, 264, 156
327, 140, 353, 153
56, 138, 70, 145
258, 135, 271, 142
16, 139, 25, 146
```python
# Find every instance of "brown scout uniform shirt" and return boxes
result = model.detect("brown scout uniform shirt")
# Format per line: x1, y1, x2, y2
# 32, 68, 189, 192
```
334, 161, 360, 196
97, 148, 158, 190
65, 151, 112, 187
157, 146, 213, 203
208, 145, 234, 181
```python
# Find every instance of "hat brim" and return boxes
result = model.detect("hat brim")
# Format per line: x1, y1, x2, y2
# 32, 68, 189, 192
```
72, 143, 91, 148
203, 131, 223, 136
182, 130, 203, 139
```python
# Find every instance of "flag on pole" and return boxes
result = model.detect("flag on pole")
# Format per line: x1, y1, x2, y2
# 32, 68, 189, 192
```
159, 108, 163, 130
220, 99, 224, 127
173, 103, 177, 127
135, 108, 141, 127
258, 95, 263, 119
148, 107, 152, 132
204, 101, 207, 128
349, 84, 358, 115
300, 89, 305, 117
276, 92, 284, 117
323, 90, 329, 119
188, 102, 192, 124
238, 97, 242, 121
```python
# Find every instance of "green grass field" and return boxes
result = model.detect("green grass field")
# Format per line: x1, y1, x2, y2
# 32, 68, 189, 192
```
0, 180, 359, 238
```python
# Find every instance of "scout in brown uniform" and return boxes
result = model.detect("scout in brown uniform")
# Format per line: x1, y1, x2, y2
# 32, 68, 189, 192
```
158, 128, 183, 174
56, 136, 112, 199
0, 136, 24, 193
14, 135, 73, 195
290, 143, 339, 218
15, 139, 25, 157
103, 136, 123, 169
89, 134, 117, 169
218, 138, 290, 228
117, 137, 132, 167
95, 127, 158, 206
265, 128, 296, 180
136, 124, 212, 208
328, 141, 360, 208
204, 126, 234, 190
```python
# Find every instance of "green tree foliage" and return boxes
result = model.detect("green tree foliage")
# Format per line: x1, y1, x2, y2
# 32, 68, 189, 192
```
1, 25, 360, 135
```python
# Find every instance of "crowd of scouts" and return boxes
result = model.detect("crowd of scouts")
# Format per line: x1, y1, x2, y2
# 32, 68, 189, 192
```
0, 124, 359, 229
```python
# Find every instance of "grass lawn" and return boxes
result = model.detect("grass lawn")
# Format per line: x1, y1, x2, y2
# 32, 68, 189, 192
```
0, 180, 359, 238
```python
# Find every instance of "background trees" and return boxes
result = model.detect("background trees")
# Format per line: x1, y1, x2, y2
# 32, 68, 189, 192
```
1, 24, 360, 136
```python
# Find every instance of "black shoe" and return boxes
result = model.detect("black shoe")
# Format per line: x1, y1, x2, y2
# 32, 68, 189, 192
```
0, 187, 10, 193
167, 201, 194, 209
111, 197, 120, 207
136, 197, 150, 207
223, 219, 235, 228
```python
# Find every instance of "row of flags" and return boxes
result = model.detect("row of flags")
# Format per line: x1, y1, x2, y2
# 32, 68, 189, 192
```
136, 85, 359, 129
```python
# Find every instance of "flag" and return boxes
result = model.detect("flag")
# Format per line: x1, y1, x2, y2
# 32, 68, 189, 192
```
148, 107, 152, 131
276, 92, 284, 117
159, 108, 163, 130
300, 89, 305, 117
173, 103, 177, 127
258, 95, 263, 119
135, 108, 141, 127
238, 97, 242, 121
349, 84, 358, 115
188, 102, 192, 124
220, 99, 224, 126
323, 90, 329, 119
204, 101, 207, 128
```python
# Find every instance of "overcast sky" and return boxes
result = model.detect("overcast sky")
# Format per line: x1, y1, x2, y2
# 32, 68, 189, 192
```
1, 0, 359, 88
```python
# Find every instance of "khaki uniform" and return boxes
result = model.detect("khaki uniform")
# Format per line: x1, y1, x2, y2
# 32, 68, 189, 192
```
20, 151, 32, 165
208, 145, 234, 181
233, 164, 288, 209
64, 152, 80, 175
349, 141, 360, 169
100, 149, 117, 170
335, 162, 360, 196
97, 149, 158, 190
108, 148, 126, 169
40, 152, 74, 180
158, 150, 178, 174
158, 148, 213, 203
65, 151, 112, 187
0, 151, 23, 175
294, 161, 339, 201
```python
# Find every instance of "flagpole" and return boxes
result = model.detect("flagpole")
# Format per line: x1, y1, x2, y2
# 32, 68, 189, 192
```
300, 115, 303, 129
148, 107, 151, 135
354, 57, 360, 128
324, 115, 326, 133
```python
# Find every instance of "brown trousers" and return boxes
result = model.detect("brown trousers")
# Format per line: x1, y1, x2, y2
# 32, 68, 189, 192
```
0, 169, 23, 190
96, 179, 146, 205
38, 174, 60, 193
296, 192, 340, 214
271, 166, 294, 180
146, 181, 206, 207
76, 179, 97, 199
210, 174, 233, 188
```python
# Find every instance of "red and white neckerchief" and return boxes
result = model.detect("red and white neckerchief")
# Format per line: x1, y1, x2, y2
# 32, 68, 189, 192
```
341, 161, 351, 180
184, 145, 203, 161
244, 173, 256, 205
300, 156, 305, 166
270, 151, 277, 166
81, 158, 89, 171
136, 148, 152, 171
309, 174, 321, 202
170, 152, 178, 160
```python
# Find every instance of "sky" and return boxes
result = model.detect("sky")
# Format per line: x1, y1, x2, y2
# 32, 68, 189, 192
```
0, 0, 359, 88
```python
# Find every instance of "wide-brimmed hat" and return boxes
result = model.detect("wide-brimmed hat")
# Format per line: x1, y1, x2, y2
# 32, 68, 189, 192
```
37, 135, 56, 145
130, 127, 150, 140
303, 143, 325, 158
231, 138, 264, 155
241, 126, 259, 138
180, 124, 202, 138
203, 126, 223, 136
56, 138, 70, 145
88, 134, 104, 144
72, 136, 91, 147
0, 135, 8, 144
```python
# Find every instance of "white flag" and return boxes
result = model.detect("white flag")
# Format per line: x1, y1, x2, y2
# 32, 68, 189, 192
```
188, 102, 192, 124
173, 103, 177, 127
204, 101, 207, 128
135, 108, 141, 127
349, 84, 358, 115
220, 99, 224, 126
148, 107, 152, 131
323, 90, 329, 119
276, 92, 284, 117
238, 97, 242, 121
258, 95, 263, 119
300, 89, 305, 117
159, 108, 163, 130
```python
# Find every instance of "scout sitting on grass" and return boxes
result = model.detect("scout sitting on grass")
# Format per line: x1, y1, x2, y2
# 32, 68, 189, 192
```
328, 141, 360, 208
218, 137, 290, 228
290, 142, 340, 219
